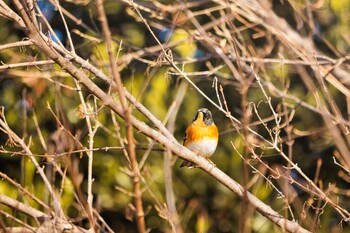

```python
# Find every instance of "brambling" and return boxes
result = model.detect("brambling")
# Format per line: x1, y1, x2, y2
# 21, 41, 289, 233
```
180, 108, 219, 168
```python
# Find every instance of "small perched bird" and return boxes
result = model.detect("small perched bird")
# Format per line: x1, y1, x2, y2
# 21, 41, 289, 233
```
180, 108, 219, 168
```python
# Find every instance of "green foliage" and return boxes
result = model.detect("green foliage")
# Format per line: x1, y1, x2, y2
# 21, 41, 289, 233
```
170, 29, 197, 58
0, 0, 350, 232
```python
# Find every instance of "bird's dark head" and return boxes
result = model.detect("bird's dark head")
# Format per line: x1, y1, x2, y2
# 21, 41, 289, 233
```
193, 108, 214, 126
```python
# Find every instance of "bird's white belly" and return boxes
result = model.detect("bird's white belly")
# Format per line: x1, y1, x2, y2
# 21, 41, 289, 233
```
186, 138, 218, 158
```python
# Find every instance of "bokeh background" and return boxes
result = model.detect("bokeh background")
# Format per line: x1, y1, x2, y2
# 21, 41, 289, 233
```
1, 0, 350, 232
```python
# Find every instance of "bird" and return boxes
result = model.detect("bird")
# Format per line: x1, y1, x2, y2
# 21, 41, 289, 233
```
180, 108, 219, 168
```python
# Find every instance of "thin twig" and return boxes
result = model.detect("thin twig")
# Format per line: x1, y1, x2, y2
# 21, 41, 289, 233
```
0, 109, 65, 218
94, 0, 146, 232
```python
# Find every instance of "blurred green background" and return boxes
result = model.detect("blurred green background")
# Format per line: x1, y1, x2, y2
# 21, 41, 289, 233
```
0, 0, 350, 232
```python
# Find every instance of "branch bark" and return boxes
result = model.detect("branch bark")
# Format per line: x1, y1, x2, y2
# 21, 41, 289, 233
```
94, 0, 146, 232
7, 1, 312, 232
0, 187, 85, 233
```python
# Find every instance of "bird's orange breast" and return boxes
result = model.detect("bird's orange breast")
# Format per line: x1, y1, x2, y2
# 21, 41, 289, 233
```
185, 123, 218, 145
